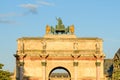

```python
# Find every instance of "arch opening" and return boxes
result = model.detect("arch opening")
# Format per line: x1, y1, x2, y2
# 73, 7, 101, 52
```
49, 66, 71, 80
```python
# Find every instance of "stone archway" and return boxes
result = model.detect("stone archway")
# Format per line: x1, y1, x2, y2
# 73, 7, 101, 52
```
48, 66, 71, 80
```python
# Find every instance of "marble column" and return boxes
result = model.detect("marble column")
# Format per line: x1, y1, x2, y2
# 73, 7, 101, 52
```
19, 62, 24, 80
14, 54, 26, 80
71, 53, 80, 80
40, 53, 49, 80
41, 59, 47, 80
14, 54, 19, 80
73, 60, 78, 80
95, 61, 101, 80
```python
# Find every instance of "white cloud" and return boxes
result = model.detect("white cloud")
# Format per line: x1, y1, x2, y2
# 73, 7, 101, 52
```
0, 12, 26, 18
38, 1, 54, 6
0, 13, 17, 18
0, 13, 19, 24
19, 1, 55, 15
0, 19, 16, 24
0, 1, 55, 24
20, 3, 38, 9
20, 3, 39, 14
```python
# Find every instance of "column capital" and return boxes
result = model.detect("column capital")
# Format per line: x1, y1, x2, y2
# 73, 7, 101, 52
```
40, 54, 48, 66
73, 62, 78, 66
41, 62, 47, 66
14, 54, 27, 60
95, 62, 101, 66
14, 54, 20, 60
93, 53, 105, 59
71, 53, 80, 59
18, 62, 24, 66
39, 53, 49, 59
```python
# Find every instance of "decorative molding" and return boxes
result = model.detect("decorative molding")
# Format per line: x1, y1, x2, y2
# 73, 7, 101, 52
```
93, 53, 105, 59
18, 37, 102, 40
41, 50, 46, 54
14, 54, 27, 60
71, 53, 81, 59
73, 62, 78, 66
41, 62, 47, 66
17, 50, 96, 53
73, 50, 79, 53
17, 62, 24, 66
39, 53, 49, 60
95, 62, 101, 66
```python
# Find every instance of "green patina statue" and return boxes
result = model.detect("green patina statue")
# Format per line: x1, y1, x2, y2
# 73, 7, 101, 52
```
55, 17, 65, 34
45, 17, 74, 34
56, 18, 62, 25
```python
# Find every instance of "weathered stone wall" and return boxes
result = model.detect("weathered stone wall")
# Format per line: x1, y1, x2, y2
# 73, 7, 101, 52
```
17, 35, 103, 52
15, 34, 105, 80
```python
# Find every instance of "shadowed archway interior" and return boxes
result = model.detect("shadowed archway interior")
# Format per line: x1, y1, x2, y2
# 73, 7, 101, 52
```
49, 66, 71, 80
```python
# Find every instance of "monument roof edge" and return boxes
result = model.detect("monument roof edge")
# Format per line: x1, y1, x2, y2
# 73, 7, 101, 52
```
17, 37, 43, 40
43, 34, 77, 38
17, 36, 103, 41
77, 37, 103, 40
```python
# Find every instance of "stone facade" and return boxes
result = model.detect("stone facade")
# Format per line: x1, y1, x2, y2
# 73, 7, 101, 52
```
14, 34, 105, 80
14, 19, 105, 80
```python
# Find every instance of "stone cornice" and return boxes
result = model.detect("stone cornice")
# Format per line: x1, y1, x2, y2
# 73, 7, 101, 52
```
17, 37, 43, 41
16, 52, 102, 58
17, 50, 99, 57
16, 50, 104, 58
17, 50, 96, 53
17, 37, 102, 41
17, 50, 102, 56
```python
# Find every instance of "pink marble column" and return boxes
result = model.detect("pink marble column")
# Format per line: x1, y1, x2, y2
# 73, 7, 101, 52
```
40, 53, 49, 80
74, 60, 78, 80
95, 61, 101, 80
72, 54, 80, 80
41, 59, 46, 80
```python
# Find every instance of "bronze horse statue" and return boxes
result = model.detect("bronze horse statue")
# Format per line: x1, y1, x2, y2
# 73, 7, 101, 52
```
46, 18, 74, 34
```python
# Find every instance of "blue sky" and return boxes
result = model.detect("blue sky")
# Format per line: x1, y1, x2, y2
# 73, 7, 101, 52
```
0, 0, 120, 72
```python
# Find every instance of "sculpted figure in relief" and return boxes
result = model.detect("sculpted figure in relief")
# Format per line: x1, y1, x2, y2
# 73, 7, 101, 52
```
41, 41, 47, 50
73, 42, 78, 50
